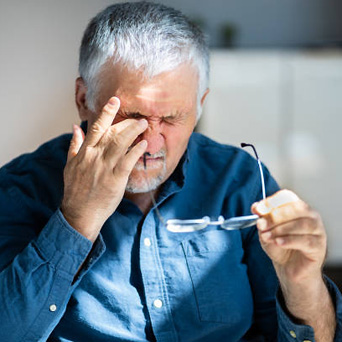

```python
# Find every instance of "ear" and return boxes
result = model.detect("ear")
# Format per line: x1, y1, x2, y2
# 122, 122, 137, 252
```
75, 77, 93, 121
200, 88, 210, 107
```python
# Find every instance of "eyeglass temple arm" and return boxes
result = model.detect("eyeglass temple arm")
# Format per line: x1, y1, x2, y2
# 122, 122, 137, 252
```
143, 152, 167, 225
241, 143, 266, 200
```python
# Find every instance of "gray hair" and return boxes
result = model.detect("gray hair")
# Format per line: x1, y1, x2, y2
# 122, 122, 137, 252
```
79, 1, 209, 118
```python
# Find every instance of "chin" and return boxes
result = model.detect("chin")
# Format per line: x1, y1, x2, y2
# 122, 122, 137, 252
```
125, 175, 164, 193
126, 164, 167, 194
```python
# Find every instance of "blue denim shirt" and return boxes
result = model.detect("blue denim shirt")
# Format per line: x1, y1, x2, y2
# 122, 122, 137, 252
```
0, 132, 341, 342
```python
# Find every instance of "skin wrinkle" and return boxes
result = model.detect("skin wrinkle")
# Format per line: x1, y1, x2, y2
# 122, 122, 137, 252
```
76, 62, 205, 206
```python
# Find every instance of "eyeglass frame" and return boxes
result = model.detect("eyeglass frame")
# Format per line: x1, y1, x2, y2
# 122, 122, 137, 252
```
143, 143, 265, 233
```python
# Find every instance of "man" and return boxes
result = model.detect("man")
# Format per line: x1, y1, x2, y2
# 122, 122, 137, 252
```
0, 2, 341, 341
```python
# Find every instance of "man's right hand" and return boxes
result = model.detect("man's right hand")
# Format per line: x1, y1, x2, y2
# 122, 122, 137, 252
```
60, 97, 148, 242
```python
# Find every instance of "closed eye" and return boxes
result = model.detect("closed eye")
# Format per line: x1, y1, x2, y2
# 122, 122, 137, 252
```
119, 111, 146, 120
119, 111, 187, 124
162, 116, 177, 123
162, 114, 188, 125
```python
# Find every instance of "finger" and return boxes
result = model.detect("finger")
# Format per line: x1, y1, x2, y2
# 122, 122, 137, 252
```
99, 118, 145, 147
271, 234, 326, 255
102, 119, 148, 164
114, 140, 148, 178
83, 97, 120, 147
256, 201, 321, 233
258, 217, 324, 245
67, 124, 85, 161
252, 189, 300, 215
108, 118, 143, 135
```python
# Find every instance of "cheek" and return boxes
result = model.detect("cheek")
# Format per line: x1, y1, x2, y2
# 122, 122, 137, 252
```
164, 126, 193, 160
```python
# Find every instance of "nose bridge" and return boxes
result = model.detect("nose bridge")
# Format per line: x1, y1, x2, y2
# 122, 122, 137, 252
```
142, 119, 164, 154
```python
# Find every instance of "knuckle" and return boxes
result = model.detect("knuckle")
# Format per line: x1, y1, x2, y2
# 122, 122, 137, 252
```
90, 122, 106, 135
80, 146, 96, 162
109, 125, 119, 137
311, 210, 321, 222
115, 163, 131, 177
268, 205, 291, 225
113, 134, 126, 149
102, 103, 115, 115
307, 212, 323, 234
298, 200, 310, 212
267, 210, 277, 226
306, 236, 316, 249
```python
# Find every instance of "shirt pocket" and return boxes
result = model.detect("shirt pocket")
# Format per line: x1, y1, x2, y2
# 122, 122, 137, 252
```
181, 230, 254, 324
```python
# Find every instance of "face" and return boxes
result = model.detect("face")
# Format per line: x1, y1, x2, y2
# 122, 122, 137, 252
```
77, 62, 206, 193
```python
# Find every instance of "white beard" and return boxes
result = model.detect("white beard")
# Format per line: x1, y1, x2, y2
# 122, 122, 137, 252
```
125, 151, 167, 193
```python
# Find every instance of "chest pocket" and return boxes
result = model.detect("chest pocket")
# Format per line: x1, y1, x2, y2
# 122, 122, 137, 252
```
181, 230, 254, 324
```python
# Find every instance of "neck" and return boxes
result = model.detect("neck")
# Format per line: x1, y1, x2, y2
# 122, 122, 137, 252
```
124, 188, 159, 215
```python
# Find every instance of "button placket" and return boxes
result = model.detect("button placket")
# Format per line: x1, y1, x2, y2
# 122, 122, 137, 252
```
139, 212, 178, 341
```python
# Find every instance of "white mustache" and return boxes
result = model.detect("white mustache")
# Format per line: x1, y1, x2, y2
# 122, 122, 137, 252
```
134, 150, 166, 170
144, 150, 166, 159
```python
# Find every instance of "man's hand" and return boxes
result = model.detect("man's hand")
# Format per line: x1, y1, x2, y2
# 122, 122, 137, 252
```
252, 190, 336, 341
252, 189, 326, 284
61, 97, 148, 242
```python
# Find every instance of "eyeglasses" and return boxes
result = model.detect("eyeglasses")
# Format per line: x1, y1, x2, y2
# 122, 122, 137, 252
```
143, 143, 265, 233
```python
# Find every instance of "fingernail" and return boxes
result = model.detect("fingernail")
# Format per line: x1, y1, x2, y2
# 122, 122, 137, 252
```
256, 202, 271, 215
257, 218, 268, 231
140, 140, 148, 148
108, 97, 119, 106
251, 203, 258, 211
138, 119, 148, 127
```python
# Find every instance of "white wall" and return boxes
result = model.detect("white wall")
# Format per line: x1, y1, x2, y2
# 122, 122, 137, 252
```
0, 0, 116, 166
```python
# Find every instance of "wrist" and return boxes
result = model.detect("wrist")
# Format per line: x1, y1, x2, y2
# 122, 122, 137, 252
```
279, 274, 329, 321
273, 260, 323, 286
60, 204, 103, 243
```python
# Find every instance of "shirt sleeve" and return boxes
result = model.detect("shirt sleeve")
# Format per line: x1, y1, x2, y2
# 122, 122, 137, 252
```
276, 276, 342, 342
0, 192, 106, 342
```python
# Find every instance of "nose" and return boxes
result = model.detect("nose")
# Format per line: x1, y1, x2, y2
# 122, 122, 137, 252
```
136, 120, 165, 155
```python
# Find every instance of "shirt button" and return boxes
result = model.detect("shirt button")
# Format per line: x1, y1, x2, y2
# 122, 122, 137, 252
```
144, 238, 151, 247
153, 299, 163, 308
49, 304, 57, 312
289, 330, 296, 338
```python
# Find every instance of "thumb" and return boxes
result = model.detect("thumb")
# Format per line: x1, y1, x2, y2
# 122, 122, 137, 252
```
67, 124, 85, 161
251, 189, 300, 216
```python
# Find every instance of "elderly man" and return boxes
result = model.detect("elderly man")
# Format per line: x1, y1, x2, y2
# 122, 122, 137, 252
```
0, 2, 341, 341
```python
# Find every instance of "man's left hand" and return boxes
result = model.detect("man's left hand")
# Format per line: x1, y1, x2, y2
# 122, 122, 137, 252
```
252, 190, 338, 340
252, 189, 327, 285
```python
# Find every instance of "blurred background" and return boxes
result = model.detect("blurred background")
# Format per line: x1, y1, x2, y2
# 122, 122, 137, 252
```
0, 0, 341, 285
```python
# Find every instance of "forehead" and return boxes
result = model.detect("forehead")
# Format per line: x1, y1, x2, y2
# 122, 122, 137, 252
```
97, 62, 199, 113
